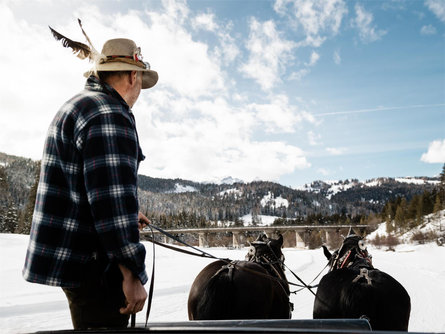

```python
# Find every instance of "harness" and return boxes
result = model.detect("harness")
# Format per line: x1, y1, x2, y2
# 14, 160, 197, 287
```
212, 261, 238, 281
138, 227, 319, 325
247, 243, 294, 314
332, 239, 374, 286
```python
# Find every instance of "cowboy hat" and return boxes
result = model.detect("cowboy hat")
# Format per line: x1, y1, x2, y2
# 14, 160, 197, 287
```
86, 38, 158, 89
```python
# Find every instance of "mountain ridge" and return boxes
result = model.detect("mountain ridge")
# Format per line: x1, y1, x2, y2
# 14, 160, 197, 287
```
0, 152, 440, 224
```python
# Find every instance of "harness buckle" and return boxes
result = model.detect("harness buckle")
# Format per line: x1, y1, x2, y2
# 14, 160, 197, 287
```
352, 268, 372, 285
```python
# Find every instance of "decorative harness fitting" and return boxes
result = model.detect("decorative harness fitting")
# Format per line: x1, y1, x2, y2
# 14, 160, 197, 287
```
352, 268, 373, 285
213, 261, 239, 281
331, 237, 374, 286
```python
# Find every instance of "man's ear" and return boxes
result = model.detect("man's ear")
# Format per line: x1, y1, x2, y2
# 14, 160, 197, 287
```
129, 71, 138, 86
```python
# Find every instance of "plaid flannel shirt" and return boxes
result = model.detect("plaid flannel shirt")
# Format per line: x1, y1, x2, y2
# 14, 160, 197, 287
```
23, 76, 148, 287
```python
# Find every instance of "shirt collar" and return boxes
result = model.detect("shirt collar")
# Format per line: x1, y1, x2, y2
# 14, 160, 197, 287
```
85, 75, 130, 110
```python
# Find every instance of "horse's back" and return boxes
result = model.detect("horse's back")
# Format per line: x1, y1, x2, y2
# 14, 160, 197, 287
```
188, 260, 290, 320
188, 260, 228, 320
367, 269, 410, 330
314, 268, 410, 331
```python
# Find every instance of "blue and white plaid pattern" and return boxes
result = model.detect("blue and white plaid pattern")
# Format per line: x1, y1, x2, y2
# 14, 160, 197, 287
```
23, 76, 147, 287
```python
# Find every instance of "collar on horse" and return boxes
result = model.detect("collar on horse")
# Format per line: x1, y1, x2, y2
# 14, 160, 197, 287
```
331, 236, 373, 271
329, 235, 374, 286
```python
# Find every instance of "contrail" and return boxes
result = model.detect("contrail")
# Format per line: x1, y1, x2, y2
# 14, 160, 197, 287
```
313, 103, 445, 117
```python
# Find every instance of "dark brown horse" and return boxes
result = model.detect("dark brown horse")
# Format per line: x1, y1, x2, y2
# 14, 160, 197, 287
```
313, 230, 411, 331
188, 234, 292, 320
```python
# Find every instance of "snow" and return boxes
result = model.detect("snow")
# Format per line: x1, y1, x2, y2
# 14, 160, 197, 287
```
168, 183, 197, 193
1, 233, 445, 333
367, 210, 445, 244
218, 188, 243, 198
297, 177, 440, 200
395, 177, 440, 185
240, 214, 280, 226
219, 177, 244, 185
260, 191, 289, 208
364, 179, 381, 187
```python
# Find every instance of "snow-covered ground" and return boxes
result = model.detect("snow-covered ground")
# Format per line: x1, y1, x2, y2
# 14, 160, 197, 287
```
1, 233, 445, 333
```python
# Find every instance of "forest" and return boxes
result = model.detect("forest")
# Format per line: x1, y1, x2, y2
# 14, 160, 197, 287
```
0, 151, 443, 239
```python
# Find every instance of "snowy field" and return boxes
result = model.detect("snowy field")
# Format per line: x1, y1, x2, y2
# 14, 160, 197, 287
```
1, 233, 445, 333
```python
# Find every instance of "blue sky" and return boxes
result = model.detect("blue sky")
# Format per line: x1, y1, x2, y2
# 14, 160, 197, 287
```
0, 0, 443, 187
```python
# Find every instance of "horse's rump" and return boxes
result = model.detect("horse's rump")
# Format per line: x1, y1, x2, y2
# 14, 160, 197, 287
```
314, 268, 411, 331
188, 234, 291, 321
188, 260, 288, 320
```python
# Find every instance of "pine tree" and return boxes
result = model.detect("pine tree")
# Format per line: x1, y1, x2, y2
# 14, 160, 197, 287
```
421, 190, 434, 216
441, 163, 445, 184
414, 195, 424, 228
2, 203, 19, 233
386, 217, 395, 234
0, 165, 14, 233
407, 195, 419, 221
433, 194, 442, 214
17, 164, 40, 234
439, 163, 445, 206
395, 198, 407, 231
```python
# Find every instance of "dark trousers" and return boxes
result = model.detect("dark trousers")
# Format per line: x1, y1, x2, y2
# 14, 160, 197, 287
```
62, 260, 129, 329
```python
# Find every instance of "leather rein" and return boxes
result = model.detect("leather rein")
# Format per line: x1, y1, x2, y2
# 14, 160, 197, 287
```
133, 225, 318, 327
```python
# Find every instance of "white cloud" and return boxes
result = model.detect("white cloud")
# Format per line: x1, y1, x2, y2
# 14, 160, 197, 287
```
160, 0, 190, 24
239, 18, 296, 91
247, 94, 315, 133
0, 1, 312, 184
307, 51, 320, 66
333, 50, 341, 64
326, 147, 347, 155
0, 2, 88, 160
421, 139, 445, 163
425, 0, 445, 23
191, 12, 239, 64
352, 3, 387, 43
289, 68, 310, 81
420, 24, 437, 35
192, 13, 218, 32
290, 50, 319, 81
274, 0, 348, 47
142, 7, 226, 99
133, 91, 313, 183
308, 131, 321, 146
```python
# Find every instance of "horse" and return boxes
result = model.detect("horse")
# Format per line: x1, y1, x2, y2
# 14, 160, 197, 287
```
187, 234, 292, 320
313, 229, 411, 331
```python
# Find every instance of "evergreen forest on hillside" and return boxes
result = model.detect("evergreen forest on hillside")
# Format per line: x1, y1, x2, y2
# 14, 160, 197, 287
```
0, 152, 444, 244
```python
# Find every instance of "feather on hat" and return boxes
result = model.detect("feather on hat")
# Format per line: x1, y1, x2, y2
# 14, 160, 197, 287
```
49, 19, 158, 89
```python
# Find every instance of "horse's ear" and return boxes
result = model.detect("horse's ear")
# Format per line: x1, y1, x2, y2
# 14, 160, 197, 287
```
322, 245, 332, 260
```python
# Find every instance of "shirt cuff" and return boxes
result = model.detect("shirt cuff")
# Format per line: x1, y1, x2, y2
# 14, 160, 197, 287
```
137, 269, 148, 285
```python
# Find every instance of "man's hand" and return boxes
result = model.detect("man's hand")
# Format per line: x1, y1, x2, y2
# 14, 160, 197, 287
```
118, 264, 147, 315
138, 212, 150, 230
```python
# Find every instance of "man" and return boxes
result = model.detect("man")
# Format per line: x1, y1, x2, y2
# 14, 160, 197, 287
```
23, 38, 158, 329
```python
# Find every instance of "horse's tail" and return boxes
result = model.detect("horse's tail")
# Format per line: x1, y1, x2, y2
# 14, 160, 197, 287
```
195, 263, 236, 320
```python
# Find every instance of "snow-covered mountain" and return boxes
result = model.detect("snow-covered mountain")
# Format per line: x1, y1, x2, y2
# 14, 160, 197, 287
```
219, 176, 244, 185
296, 177, 439, 200
0, 151, 441, 228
